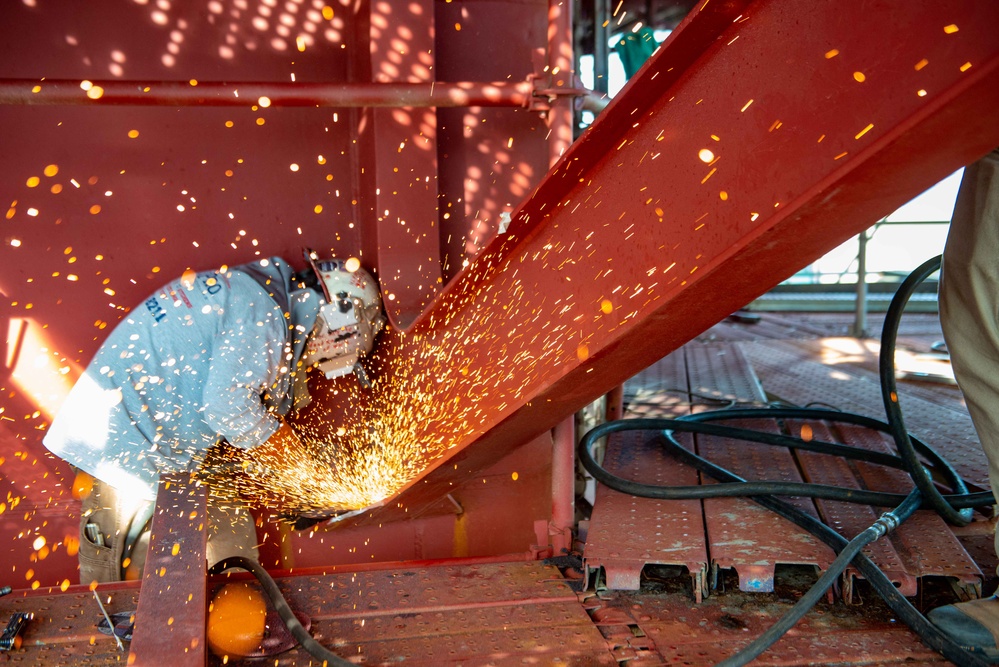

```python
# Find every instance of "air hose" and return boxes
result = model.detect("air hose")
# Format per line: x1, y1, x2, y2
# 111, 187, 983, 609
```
578, 255, 996, 667
208, 556, 354, 667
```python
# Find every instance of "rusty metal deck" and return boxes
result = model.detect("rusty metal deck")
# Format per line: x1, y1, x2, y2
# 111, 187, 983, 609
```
585, 313, 986, 612
0, 584, 140, 666
583, 352, 709, 599
1, 314, 990, 667
2, 560, 614, 666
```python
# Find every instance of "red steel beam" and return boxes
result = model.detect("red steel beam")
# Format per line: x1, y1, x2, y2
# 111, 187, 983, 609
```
346, 0, 999, 526
128, 474, 206, 666
0, 78, 535, 108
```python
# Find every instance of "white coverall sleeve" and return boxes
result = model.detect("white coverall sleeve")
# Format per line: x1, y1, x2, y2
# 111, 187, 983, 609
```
202, 298, 289, 449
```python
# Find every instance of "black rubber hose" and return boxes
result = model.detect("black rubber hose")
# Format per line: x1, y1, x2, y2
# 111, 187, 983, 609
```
581, 425, 989, 666
208, 556, 354, 667
714, 490, 924, 667
577, 417, 991, 509
576, 412, 991, 661
678, 406, 972, 502
644, 432, 990, 667
576, 253, 994, 666
878, 254, 973, 525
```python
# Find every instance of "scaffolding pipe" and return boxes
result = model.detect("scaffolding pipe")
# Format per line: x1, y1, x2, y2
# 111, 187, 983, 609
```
547, 0, 575, 163
0, 78, 536, 108
593, 0, 610, 94
854, 229, 869, 338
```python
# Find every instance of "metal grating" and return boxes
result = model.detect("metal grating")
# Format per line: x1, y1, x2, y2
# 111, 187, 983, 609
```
0, 586, 140, 667
259, 561, 616, 666
789, 418, 920, 600
740, 339, 986, 488
685, 343, 835, 593
585, 353, 709, 599
838, 422, 983, 596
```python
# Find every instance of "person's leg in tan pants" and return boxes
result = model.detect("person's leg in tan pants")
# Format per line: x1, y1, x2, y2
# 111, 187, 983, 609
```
930, 149, 999, 660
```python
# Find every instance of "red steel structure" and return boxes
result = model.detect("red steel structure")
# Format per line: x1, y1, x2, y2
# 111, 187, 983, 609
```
2, 0, 999, 663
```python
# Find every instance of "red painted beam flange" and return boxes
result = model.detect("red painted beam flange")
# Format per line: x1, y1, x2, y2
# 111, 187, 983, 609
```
341, 0, 999, 526
128, 474, 207, 667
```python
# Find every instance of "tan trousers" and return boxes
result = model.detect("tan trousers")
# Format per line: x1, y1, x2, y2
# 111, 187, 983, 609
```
79, 477, 260, 585
939, 148, 999, 558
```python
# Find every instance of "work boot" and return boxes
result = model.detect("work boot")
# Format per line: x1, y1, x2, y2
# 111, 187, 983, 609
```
928, 595, 999, 663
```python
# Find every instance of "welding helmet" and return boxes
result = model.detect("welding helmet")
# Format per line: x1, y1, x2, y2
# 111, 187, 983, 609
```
301, 253, 386, 385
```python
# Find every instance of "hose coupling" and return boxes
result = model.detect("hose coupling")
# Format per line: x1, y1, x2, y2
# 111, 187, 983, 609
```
872, 512, 901, 538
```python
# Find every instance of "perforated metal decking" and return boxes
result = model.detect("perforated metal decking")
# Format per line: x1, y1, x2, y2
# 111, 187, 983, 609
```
0, 561, 615, 667
584, 337, 983, 601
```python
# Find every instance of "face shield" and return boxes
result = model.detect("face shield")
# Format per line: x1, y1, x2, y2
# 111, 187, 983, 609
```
301, 251, 385, 386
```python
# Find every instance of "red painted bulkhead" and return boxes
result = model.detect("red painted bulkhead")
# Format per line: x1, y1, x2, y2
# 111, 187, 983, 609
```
0, 0, 557, 587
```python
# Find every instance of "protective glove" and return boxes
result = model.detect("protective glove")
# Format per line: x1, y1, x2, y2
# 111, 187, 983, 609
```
237, 422, 336, 513
243, 422, 304, 475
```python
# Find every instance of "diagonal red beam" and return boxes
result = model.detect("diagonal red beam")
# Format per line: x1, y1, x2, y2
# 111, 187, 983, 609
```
336, 0, 999, 525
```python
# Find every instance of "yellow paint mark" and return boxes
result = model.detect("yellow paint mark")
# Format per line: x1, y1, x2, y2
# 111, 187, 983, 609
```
943, 24, 959, 34
855, 123, 874, 140
853, 72, 866, 82
452, 513, 468, 557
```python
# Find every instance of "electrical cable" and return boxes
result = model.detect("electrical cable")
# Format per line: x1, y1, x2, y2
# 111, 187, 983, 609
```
578, 254, 995, 666
208, 556, 354, 667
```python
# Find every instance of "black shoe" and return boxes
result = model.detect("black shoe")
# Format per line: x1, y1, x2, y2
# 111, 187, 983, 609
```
928, 596, 999, 663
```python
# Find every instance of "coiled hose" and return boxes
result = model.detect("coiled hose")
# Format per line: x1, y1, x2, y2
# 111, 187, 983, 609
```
578, 255, 995, 667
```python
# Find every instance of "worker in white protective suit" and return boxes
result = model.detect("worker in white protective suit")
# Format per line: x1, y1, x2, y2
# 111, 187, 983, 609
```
43, 252, 385, 585
929, 148, 999, 662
